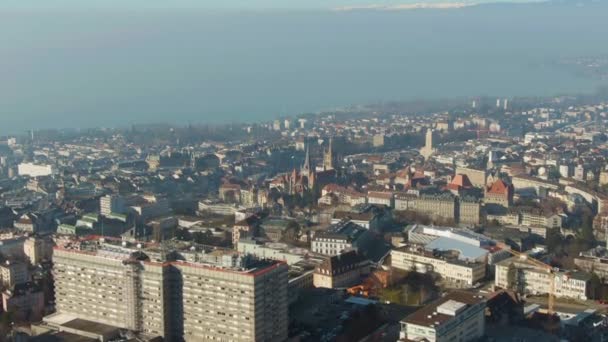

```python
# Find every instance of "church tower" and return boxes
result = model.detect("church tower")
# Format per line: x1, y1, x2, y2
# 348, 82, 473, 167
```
301, 145, 311, 175
323, 137, 335, 171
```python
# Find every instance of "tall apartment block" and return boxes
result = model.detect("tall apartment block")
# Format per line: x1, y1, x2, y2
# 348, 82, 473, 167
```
50, 238, 289, 341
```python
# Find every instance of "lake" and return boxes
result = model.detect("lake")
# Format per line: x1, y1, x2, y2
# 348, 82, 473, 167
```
1, 1, 607, 134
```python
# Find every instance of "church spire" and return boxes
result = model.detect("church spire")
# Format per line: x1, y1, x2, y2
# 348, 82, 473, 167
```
302, 144, 311, 174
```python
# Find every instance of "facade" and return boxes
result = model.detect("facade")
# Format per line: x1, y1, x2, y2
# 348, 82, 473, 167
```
0, 261, 29, 288
395, 193, 417, 211
399, 291, 486, 342
100, 195, 127, 216
485, 179, 514, 208
367, 191, 394, 208
23, 236, 54, 265
51, 239, 289, 341
391, 247, 486, 288
458, 198, 480, 225
415, 193, 456, 222
520, 208, 562, 228
575, 247, 608, 282
311, 221, 372, 256
495, 256, 590, 300
177, 260, 288, 342
2, 284, 45, 322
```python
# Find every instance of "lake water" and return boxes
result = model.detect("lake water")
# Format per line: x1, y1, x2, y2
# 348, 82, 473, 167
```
1, 1, 608, 134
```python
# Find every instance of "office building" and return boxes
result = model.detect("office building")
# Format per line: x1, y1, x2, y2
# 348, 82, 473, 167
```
495, 256, 590, 300
391, 246, 486, 288
399, 291, 486, 342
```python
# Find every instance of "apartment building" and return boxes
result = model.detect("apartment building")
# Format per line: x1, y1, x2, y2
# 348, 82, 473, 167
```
399, 291, 486, 342
495, 256, 590, 300
391, 247, 486, 288
51, 238, 289, 341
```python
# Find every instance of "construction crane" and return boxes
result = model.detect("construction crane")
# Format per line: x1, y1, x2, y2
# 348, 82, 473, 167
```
504, 248, 556, 315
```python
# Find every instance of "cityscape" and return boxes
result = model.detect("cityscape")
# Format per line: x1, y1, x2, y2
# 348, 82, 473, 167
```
3, 1, 608, 342
1, 94, 608, 341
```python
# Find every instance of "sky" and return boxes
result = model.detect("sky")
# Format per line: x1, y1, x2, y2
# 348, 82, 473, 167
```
1, 0, 606, 134
1, 0, 548, 11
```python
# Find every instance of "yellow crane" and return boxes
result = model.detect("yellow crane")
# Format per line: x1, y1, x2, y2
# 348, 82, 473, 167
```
504, 248, 556, 315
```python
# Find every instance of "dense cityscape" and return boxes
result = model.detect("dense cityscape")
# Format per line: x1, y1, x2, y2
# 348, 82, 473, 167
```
1, 94, 608, 341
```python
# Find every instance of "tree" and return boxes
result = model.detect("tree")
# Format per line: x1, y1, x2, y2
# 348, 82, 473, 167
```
547, 166, 561, 181
589, 273, 603, 300
281, 221, 301, 244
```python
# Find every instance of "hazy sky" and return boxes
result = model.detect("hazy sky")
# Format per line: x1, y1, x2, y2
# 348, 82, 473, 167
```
1, 0, 606, 134
1, 0, 545, 10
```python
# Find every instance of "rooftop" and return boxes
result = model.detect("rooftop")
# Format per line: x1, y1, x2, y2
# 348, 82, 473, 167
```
402, 291, 485, 328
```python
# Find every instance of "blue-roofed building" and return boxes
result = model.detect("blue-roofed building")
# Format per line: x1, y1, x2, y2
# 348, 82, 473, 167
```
425, 237, 489, 263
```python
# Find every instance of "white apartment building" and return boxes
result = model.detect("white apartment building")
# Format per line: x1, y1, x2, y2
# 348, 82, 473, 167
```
391, 248, 486, 288
51, 238, 288, 341
399, 291, 486, 342
495, 256, 590, 300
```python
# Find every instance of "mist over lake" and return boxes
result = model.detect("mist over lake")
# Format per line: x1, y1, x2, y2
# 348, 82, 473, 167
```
1, 1, 607, 134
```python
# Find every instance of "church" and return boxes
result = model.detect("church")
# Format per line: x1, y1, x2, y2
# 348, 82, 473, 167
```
269, 138, 337, 195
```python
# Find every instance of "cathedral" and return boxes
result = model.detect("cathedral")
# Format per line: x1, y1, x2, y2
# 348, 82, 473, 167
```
269, 138, 337, 195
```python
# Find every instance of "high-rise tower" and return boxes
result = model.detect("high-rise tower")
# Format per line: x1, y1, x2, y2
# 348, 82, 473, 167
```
420, 129, 435, 160
323, 137, 335, 171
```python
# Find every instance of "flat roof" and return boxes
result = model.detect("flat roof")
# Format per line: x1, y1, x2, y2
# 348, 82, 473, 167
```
62, 318, 120, 336
403, 291, 484, 328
